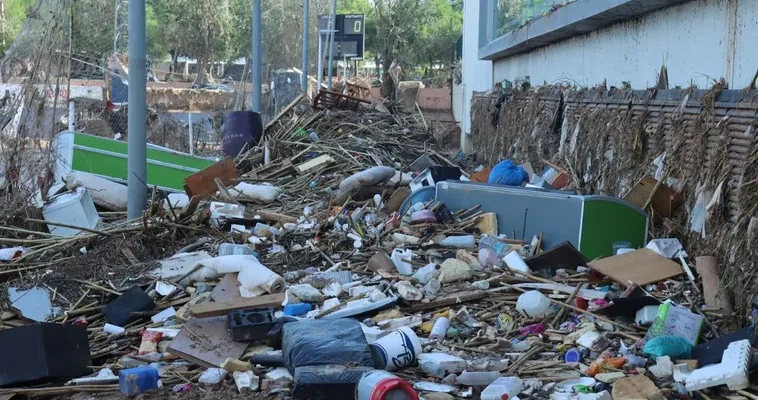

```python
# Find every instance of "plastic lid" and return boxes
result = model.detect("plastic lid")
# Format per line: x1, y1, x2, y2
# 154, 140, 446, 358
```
372, 377, 418, 400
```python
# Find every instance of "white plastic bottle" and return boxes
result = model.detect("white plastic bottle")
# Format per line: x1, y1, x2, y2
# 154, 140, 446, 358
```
412, 263, 441, 284
515, 290, 552, 318
455, 371, 502, 386
481, 377, 524, 400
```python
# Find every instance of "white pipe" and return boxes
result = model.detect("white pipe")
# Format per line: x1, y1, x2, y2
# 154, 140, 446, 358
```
68, 101, 75, 131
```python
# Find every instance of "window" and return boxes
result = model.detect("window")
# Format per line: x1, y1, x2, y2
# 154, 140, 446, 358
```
496, 0, 573, 37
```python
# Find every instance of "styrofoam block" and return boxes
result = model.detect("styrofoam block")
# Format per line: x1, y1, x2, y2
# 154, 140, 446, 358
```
684, 339, 751, 392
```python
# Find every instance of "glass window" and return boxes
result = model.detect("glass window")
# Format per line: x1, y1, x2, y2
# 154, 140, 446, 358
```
496, 0, 574, 38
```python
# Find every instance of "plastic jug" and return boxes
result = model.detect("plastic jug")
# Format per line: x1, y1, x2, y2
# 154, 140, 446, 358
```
481, 377, 524, 400
456, 371, 502, 386
391, 249, 414, 275
516, 290, 552, 318
356, 370, 418, 400
412, 263, 440, 284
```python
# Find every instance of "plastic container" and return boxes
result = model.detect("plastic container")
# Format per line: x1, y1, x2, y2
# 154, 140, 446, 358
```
219, 243, 255, 256
412, 263, 441, 284
370, 327, 422, 371
418, 353, 467, 378
357, 370, 418, 400
43, 187, 101, 237
119, 366, 160, 396
391, 249, 414, 275
565, 347, 588, 363
430, 317, 450, 340
439, 235, 476, 248
479, 237, 510, 259
481, 377, 524, 400
504, 251, 531, 273
284, 303, 313, 316
635, 305, 660, 325
516, 291, 552, 318
456, 371, 502, 386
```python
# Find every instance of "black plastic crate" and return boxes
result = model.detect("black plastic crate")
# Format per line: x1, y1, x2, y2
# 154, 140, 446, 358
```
228, 307, 276, 342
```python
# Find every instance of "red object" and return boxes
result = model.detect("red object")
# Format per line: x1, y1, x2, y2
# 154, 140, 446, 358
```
371, 377, 418, 400
575, 297, 588, 310
519, 322, 545, 336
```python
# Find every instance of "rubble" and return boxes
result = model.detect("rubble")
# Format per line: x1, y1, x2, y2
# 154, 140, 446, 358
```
0, 97, 752, 400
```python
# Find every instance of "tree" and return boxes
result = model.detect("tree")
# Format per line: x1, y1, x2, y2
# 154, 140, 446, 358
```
0, 0, 34, 56
412, 0, 462, 77
163, 0, 233, 86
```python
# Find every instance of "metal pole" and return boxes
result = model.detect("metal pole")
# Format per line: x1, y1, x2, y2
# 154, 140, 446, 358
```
187, 113, 194, 156
327, 0, 336, 91
68, 101, 75, 131
342, 54, 347, 94
316, 32, 323, 89
251, 0, 262, 112
301, 0, 309, 94
127, 0, 147, 220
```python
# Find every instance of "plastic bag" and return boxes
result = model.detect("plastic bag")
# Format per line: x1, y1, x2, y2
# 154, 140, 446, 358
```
339, 166, 396, 191
282, 319, 374, 375
642, 336, 692, 359
231, 183, 281, 204
488, 160, 529, 186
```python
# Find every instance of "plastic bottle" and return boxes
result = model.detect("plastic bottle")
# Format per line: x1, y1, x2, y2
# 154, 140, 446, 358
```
587, 357, 627, 377
439, 235, 476, 248
412, 263, 441, 284
356, 370, 419, 400
516, 291, 552, 318
219, 243, 255, 256
391, 249, 414, 275
456, 371, 502, 386
481, 377, 524, 400
429, 317, 450, 340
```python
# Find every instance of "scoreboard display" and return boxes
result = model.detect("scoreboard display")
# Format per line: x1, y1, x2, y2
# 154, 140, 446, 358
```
318, 14, 365, 60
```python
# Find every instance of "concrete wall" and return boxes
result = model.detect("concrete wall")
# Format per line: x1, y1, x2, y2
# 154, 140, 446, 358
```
492, 0, 758, 89
462, 0, 493, 150
452, 81, 464, 126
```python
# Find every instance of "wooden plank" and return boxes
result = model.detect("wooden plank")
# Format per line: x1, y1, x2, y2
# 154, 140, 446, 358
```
588, 249, 683, 286
257, 211, 298, 225
183, 158, 239, 198
190, 292, 285, 318
295, 154, 335, 173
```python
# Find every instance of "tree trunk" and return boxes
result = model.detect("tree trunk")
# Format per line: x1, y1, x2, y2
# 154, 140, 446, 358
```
380, 56, 395, 99
194, 58, 207, 87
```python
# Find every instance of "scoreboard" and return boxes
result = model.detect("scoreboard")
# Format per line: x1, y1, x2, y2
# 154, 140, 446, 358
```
318, 14, 366, 61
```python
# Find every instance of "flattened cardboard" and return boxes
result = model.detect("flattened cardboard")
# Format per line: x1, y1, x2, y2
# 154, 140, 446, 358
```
623, 176, 683, 218
166, 316, 246, 368
167, 273, 245, 368
588, 248, 683, 286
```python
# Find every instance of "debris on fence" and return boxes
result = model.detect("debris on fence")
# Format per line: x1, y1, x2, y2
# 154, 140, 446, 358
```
0, 96, 751, 400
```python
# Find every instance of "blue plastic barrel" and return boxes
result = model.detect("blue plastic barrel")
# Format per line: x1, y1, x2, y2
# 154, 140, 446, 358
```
223, 111, 263, 158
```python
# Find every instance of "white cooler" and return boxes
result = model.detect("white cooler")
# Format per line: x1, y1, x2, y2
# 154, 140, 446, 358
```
43, 187, 101, 237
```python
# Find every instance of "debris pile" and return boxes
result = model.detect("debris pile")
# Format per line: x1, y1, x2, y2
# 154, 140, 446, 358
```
0, 99, 752, 400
